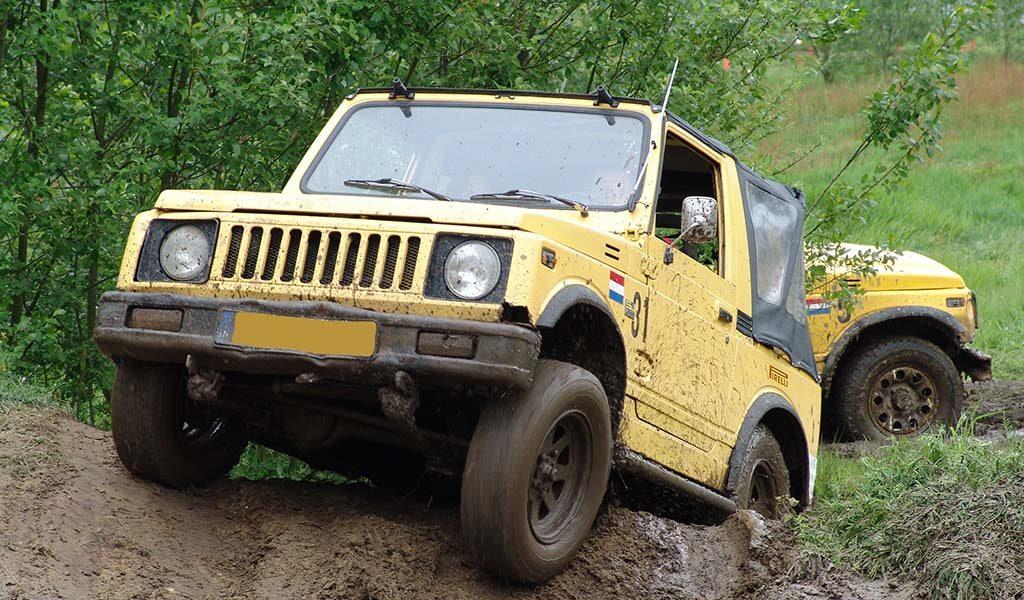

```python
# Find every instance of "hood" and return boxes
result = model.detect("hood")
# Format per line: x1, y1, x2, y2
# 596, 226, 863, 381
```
154, 188, 634, 254
839, 243, 965, 291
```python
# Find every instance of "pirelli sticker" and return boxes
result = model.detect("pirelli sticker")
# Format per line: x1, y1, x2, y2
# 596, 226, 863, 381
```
769, 365, 789, 388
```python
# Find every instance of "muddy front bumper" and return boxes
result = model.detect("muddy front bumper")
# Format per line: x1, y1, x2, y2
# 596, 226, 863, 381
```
93, 292, 541, 389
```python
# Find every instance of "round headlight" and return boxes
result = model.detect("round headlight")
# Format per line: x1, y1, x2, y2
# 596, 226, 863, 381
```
444, 241, 501, 300
159, 224, 212, 281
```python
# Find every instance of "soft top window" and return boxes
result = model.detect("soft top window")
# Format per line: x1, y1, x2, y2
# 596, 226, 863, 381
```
740, 170, 816, 379
303, 103, 649, 210
746, 183, 799, 308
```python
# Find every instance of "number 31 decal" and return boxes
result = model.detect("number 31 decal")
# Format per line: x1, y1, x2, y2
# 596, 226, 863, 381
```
630, 291, 649, 341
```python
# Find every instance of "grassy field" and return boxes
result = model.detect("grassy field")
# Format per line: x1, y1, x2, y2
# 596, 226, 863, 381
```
799, 427, 1024, 599
759, 57, 1024, 378
770, 57, 1024, 596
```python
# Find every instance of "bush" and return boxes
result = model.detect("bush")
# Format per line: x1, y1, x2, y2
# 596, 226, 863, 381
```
229, 444, 352, 485
799, 425, 1024, 599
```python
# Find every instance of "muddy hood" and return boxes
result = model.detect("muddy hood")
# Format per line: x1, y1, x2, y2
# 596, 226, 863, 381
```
841, 243, 966, 291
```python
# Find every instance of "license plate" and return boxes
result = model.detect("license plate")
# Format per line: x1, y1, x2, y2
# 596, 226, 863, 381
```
215, 311, 377, 357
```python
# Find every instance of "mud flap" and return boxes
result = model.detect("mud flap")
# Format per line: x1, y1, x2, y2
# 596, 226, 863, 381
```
807, 454, 818, 503
958, 346, 993, 382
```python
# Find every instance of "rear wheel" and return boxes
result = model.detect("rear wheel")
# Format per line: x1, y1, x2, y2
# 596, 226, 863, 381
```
834, 336, 962, 441
727, 424, 791, 518
461, 360, 612, 583
110, 360, 246, 488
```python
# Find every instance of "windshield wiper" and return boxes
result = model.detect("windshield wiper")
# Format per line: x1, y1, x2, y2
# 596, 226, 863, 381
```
343, 178, 453, 202
469, 189, 589, 216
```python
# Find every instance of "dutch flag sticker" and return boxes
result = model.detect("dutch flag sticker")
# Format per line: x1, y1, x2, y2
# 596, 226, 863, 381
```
609, 271, 625, 305
806, 296, 830, 316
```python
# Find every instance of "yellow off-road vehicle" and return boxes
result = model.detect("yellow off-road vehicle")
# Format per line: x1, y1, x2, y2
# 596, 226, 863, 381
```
809, 244, 990, 441
95, 83, 821, 582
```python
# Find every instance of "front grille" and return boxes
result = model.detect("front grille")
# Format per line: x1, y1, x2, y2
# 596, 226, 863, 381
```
219, 225, 424, 291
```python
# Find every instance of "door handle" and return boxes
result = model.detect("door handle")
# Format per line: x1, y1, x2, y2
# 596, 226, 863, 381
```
718, 308, 734, 323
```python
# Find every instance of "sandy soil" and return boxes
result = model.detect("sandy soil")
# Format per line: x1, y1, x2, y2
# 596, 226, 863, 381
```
13, 381, 1023, 600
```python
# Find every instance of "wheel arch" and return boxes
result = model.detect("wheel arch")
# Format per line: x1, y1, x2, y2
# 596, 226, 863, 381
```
537, 285, 627, 436
822, 306, 968, 398
728, 392, 811, 508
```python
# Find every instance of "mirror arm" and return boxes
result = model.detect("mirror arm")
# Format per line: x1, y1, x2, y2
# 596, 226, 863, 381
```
663, 224, 699, 264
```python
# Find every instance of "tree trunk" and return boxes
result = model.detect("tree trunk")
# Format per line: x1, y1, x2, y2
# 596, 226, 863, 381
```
12, 6, 50, 327
0, 12, 9, 71
82, 241, 98, 426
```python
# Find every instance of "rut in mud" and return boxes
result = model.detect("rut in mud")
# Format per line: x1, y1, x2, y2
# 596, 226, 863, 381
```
3, 380, 1019, 600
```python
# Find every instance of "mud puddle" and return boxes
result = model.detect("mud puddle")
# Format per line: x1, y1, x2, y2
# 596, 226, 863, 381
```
966, 380, 1024, 438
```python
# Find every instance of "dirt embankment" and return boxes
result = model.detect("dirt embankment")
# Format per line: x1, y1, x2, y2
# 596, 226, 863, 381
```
9, 378, 1023, 600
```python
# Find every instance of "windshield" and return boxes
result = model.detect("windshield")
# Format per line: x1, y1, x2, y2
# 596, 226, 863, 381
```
302, 103, 649, 209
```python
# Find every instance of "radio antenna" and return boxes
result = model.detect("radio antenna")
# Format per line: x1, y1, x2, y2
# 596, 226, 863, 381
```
660, 58, 679, 112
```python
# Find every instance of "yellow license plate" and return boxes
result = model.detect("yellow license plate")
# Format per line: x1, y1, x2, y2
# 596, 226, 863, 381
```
218, 311, 377, 357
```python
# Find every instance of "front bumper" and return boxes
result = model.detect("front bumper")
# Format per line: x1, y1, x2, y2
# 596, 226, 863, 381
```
94, 291, 540, 389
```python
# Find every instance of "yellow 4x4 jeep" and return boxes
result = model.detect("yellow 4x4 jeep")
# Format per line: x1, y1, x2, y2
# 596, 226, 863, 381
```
809, 244, 991, 440
95, 84, 821, 582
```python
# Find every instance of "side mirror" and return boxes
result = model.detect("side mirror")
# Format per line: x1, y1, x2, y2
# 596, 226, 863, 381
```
664, 196, 718, 264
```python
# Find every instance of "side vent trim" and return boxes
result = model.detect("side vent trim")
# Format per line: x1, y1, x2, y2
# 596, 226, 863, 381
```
736, 310, 754, 338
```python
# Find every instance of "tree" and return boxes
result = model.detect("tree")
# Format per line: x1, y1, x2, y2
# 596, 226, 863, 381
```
803, 2, 988, 307
990, 0, 1024, 60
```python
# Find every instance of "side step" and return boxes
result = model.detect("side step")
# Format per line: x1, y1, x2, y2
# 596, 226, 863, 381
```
614, 447, 738, 517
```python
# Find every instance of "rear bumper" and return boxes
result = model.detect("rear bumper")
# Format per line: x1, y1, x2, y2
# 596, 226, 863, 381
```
94, 291, 540, 389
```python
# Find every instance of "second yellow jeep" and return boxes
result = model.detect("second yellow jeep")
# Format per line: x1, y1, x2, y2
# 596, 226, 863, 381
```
95, 84, 821, 582
809, 243, 991, 440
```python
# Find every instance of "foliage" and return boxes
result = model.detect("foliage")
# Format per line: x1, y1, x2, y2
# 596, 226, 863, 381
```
799, 2, 988, 311
230, 443, 352, 485
0, 0, 991, 420
761, 56, 1024, 378
0, 0, 848, 419
802, 1, 864, 83
987, 0, 1024, 60
799, 424, 1024, 599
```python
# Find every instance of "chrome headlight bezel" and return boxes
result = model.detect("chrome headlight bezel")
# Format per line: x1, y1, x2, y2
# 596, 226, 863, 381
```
135, 219, 219, 283
424, 235, 513, 303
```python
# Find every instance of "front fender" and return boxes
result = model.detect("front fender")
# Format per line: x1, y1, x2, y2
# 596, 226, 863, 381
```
728, 392, 812, 507
536, 282, 614, 328
822, 306, 970, 392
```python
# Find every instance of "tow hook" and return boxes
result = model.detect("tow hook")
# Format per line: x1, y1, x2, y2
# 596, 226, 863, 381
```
380, 371, 423, 440
185, 355, 225, 403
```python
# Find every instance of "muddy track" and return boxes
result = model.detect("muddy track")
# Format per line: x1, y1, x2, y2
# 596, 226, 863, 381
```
7, 379, 1020, 600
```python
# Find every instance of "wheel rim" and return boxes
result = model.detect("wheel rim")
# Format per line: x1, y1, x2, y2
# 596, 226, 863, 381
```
528, 410, 592, 545
748, 459, 781, 517
867, 365, 939, 436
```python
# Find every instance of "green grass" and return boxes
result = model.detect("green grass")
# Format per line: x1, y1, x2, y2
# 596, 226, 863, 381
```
0, 374, 55, 407
799, 423, 1024, 599
759, 58, 1024, 378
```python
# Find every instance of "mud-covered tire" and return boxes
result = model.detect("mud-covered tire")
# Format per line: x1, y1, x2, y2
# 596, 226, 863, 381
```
727, 424, 791, 518
461, 359, 612, 583
110, 360, 246, 489
833, 336, 963, 441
